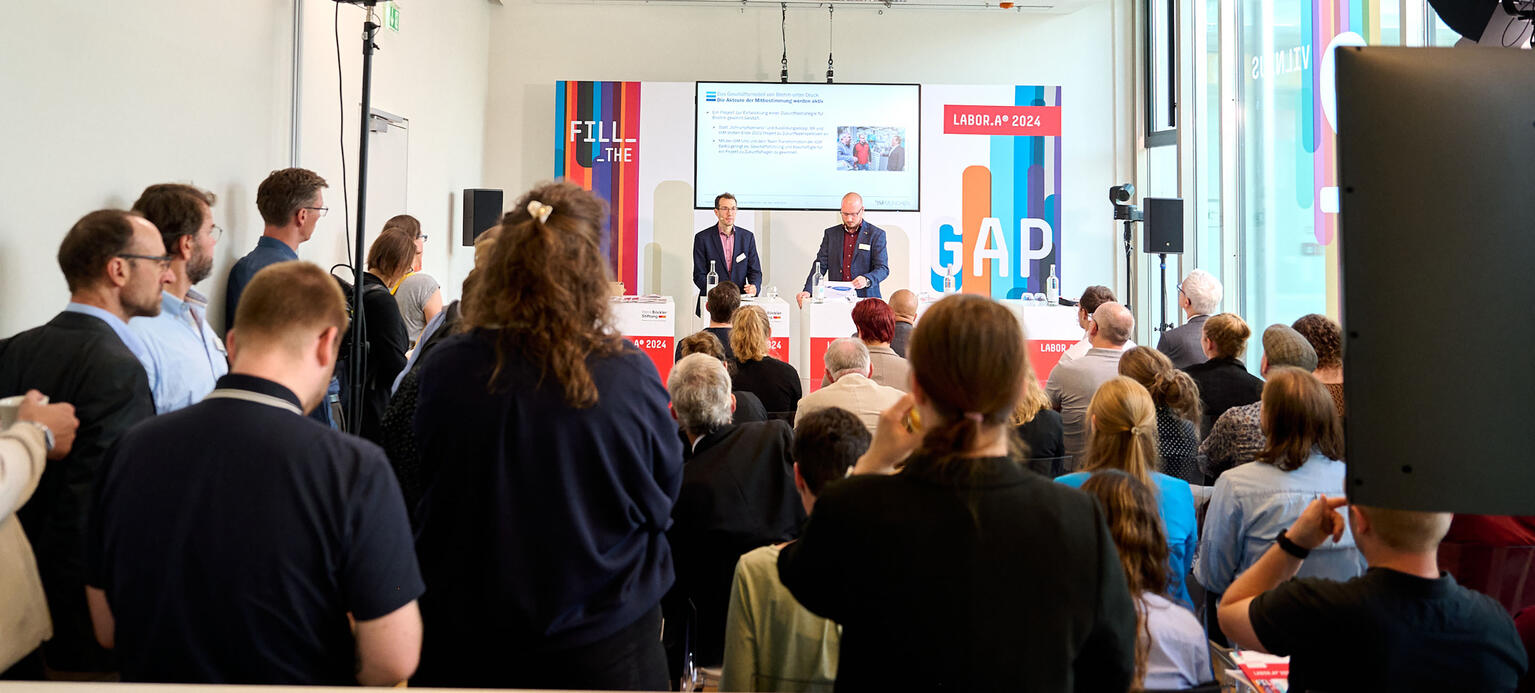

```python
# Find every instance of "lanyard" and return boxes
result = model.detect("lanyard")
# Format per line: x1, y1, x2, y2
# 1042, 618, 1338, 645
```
203, 388, 303, 417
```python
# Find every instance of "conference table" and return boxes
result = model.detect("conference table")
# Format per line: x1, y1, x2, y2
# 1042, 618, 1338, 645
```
610, 295, 677, 382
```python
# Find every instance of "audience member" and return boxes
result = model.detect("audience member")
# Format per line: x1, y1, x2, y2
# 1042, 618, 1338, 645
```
1080, 471, 1214, 690
665, 354, 804, 671
677, 280, 740, 363
731, 304, 802, 417
348, 228, 411, 443
887, 288, 917, 357
677, 331, 767, 424
1291, 313, 1344, 417
1218, 497, 1526, 691
225, 168, 328, 333
0, 209, 168, 675
1183, 312, 1263, 434
795, 338, 904, 434
821, 297, 909, 393
1156, 269, 1222, 368
0, 392, 78, 678
127, 184, 229, 413
1046, 300, 1135, 467
1010, 353, 1065, 474
1056, 377, 1198, 610
1196, 368, 1365, 640
1059, 285, 1135, 364
779, 294, 1136, 691
411, 183, 680, 689
383, 214, 443, 346
720, 407, 868, 692
1117, 346, 1204, 485
86, 261, 422, 685
1199, 324, 1318, 482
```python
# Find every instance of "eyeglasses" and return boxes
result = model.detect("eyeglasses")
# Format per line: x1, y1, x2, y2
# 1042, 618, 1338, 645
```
117, 253, 174, 271
209, 224, 223, 242
716, 206, 737, 213
303, 206, 329, 218
418, 233, 428, 242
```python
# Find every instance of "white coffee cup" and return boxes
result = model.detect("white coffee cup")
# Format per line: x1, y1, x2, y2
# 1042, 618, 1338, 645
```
0, 394, 46, 429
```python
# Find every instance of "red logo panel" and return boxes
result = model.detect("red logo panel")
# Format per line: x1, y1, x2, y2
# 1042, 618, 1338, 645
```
943, 105, 1062, 136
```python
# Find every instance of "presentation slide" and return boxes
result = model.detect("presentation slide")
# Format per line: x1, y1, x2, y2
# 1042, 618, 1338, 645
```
694, 82, 920, 211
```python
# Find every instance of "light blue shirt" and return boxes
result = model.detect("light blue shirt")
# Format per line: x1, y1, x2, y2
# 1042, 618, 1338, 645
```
129, 289, 230, 414
1058, 470, 1198, 609
1194, 452, 1366, 595
65, 302, 151, 365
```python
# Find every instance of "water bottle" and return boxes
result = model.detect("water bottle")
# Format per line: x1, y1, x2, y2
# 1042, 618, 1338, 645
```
1046, 264, 1060, 305
706, 260, 719, 294
942, 269, 956, 294
812, 261, 826, 301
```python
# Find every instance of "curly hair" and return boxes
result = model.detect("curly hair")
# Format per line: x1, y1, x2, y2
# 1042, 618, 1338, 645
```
462, 181, 621, 408
1118, 346, 1201, 424
1202, 312, 1252, 360
1080, 470, 1169, 691
1291, 313, 1342, 370
730, 304, 772, 362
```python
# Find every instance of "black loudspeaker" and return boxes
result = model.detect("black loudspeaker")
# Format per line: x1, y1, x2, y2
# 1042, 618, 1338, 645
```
462, 189, 503, 246
1142, 197, 1184, 254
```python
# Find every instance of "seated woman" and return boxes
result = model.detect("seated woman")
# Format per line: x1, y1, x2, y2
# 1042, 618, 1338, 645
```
1195, 367, 1365, 639
778, 294, 1137, 691
677, 330, 766, 424
1080, 471, 1214, 691
1010, 353, 1064, 476
1118, 346, 1204, 485
1056, 377, 1198, 610
1292, 313, 1345, 418
1183, 312, 1263, 437
819, 298, 910, 392
730, 305, 802, 417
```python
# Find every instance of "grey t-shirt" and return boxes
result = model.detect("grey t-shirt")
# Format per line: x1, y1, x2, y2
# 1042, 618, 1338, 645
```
1045, 346, 1125, 467
393, 273, 440, 343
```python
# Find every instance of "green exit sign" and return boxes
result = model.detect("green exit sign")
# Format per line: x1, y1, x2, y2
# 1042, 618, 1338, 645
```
384, 2, 401, 32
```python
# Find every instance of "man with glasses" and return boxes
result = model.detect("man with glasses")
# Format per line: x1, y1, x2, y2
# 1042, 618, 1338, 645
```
128, 184, 229, 414
224, 167, 328, 334
1157, 268, 1222, 369
691, 192, 762, 316
796, 192, 889, 308
0, 209, 169, 677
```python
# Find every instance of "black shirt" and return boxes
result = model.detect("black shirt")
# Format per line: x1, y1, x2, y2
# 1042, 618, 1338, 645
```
1183, 356, 1263, 434
1250, 568, 1527, 692
1016, 409, 1066, 477
87, 374, 423, 684
731, 356, 803, 416
778, 456, 1137, 691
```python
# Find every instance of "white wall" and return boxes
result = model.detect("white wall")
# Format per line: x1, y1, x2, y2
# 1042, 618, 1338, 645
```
0, 0, 493, 339
480, 0, 1132, 340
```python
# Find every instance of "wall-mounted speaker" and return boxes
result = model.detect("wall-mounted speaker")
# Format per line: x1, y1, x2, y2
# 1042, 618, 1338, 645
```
462, 189, 503, 246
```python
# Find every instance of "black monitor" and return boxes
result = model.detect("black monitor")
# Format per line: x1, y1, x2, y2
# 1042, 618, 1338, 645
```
1336, 46, 1535, 513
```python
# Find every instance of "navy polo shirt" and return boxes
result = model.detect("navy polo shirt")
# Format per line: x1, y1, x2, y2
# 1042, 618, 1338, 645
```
88, 373, 424, 684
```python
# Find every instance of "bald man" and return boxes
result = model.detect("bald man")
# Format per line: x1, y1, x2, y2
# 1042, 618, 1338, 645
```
888, 289, 917, 357
1045, 301, 1135, 467
797, 193, 889, 307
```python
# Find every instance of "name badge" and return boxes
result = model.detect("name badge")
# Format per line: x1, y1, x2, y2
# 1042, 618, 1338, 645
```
858, 243, 871, 251
735, 253, 747, 263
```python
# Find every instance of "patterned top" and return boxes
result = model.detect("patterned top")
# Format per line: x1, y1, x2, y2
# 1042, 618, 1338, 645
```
1156, 406, 1204, 485
1324, 382, 1345, 418
1199, 402, 1264, 482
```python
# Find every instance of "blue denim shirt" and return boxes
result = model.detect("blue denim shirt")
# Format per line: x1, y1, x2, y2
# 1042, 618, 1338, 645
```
224, 236, 298, 332
1195, 452, 1366, 595
130, 289, 230, 414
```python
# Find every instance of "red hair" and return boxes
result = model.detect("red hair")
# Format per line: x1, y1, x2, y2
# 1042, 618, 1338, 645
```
851, 298, 896, 344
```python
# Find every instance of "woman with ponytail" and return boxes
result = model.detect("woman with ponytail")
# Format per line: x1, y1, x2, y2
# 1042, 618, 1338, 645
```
778, 294, 1136, 690
1056, 377, 1199, 610
1080, 471, 1214, 690
1118, 346, 1204, 485
411, 182, 680, 689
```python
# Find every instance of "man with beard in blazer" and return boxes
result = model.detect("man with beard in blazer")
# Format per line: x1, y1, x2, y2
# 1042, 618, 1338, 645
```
796, 192, 890, 307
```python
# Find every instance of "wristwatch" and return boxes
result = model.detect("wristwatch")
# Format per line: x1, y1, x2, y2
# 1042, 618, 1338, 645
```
1276, 528, 1310, 559
20, 420, 54, 453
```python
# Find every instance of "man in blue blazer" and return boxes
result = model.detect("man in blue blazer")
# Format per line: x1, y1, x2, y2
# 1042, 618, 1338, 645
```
796, 192, 889, 307
692, 193, 762, 315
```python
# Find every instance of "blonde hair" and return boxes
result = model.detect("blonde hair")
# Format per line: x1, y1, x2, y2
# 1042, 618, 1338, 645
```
1354, 505, 1453, 553
1202, 313, 1252, 360
730, 304, 772, 362
1118, 346, 1201, 424
1081, 377, 1161, 486
1010, 354, 1051, 426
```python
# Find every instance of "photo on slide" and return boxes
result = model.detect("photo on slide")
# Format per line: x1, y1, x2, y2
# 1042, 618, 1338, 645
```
835, 126, 907, 172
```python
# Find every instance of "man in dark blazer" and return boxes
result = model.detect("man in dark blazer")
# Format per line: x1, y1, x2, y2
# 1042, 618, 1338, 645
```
1157, 268, 1223, 369
0, 209, 168, 675
692, 193, 762, 316
796, 192, 890, 307
663, 353, 804, 671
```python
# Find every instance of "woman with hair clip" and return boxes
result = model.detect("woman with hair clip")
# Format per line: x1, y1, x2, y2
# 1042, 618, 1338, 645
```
1080, 471, 1214, 691
1056, 377, 1199, 611
411, 182, 682, 689
1119, 346, 1204, 485
1010, 353, 1065, 475
778, 294, 1137, 690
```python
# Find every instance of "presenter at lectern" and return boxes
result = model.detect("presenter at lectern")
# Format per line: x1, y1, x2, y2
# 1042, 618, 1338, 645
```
692, 192, 762, 315
796, 192, 889, 308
